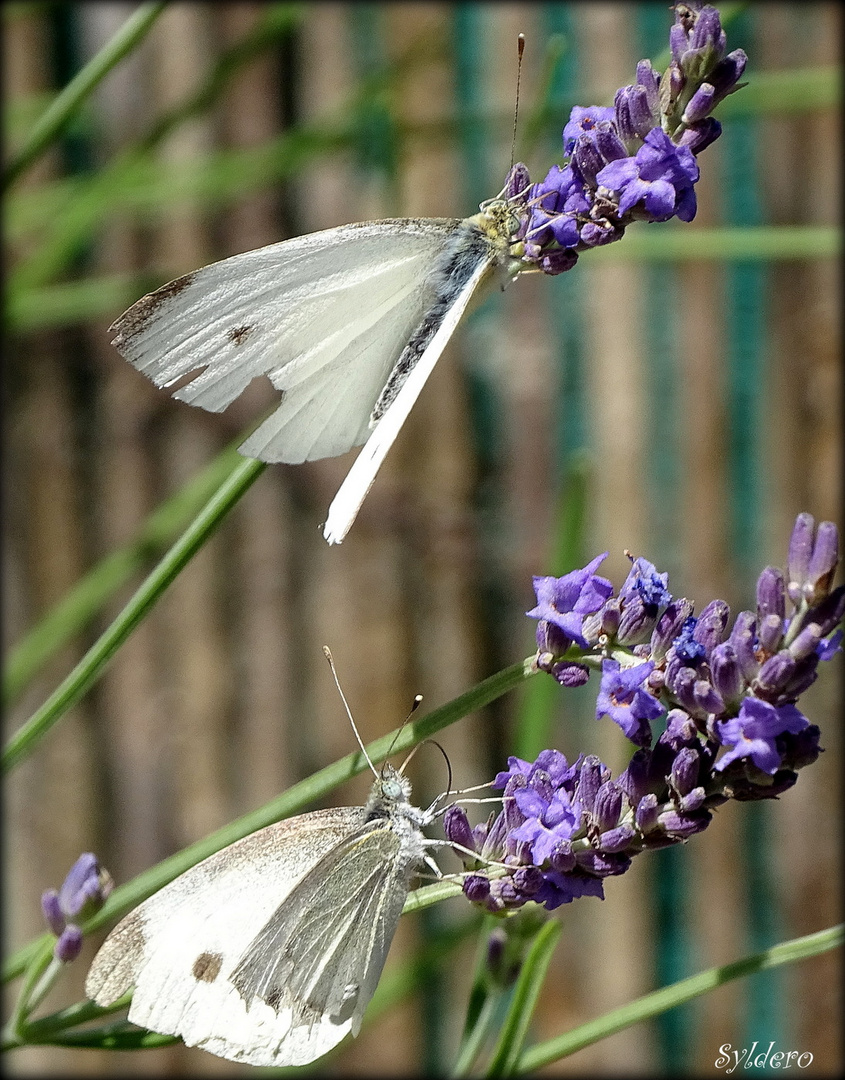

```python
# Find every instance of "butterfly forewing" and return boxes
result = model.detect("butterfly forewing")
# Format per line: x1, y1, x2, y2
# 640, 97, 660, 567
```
85, 808, 367, 1065
111, 219, 463, 464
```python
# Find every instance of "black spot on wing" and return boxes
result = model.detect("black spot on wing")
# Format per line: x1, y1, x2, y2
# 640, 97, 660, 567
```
192, 951, 223, 982
228, 324, 255, 346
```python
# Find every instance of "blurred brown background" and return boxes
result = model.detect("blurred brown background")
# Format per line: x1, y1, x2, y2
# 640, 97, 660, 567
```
3, 2, 841, 1075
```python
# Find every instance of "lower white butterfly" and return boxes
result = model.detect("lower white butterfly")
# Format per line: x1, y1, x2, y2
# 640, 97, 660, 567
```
85, 766, 438, 1067
109, 192, 528, 544
85, 653, 460, 1067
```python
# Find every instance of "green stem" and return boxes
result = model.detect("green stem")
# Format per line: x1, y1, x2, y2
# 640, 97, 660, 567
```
485, 919, 562, 1077
3, 446, 245, 706
514, 924, 844, 1074
2, 457, 265, 774
3, 938, 54, 1043
2, 2, 167, 191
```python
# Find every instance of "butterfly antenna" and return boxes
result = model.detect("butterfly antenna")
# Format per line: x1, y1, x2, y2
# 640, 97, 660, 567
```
323, 645, 378, 779
510, 32, 526, 171
400, 737, 453, 796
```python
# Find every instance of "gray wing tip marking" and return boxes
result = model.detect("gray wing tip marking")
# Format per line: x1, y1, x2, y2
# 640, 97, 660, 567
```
109, 271, 198, 348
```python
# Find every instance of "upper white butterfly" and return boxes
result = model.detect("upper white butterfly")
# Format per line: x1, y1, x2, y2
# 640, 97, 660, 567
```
110, 187, 530, 544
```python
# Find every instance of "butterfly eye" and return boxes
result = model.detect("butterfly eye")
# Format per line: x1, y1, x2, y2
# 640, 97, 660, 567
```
382, 778, 403, 799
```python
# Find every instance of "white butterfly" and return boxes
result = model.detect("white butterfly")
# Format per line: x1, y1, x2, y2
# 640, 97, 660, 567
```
109, 196, 528, 543
85, 764, 439, 1067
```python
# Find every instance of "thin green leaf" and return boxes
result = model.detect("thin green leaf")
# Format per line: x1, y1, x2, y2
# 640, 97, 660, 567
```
588, 225, 840, 262
485, 918, 562, 1077
2, 2, 167, 191
2, 457, 266, 774
3, 656, 536, 982
4, 446, 245, 705
514, 924, 844, 1074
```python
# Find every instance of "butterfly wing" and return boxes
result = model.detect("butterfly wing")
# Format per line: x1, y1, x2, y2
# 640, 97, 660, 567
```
229, 817, 412, 1056
85, 807, 366, 1066
111, 219, 462, 464
322, 241, 496, 543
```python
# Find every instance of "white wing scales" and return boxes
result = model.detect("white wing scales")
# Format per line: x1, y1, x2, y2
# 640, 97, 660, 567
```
86, 808, 367, 1067
112, 220, 462, 464
322, 250, 496, 544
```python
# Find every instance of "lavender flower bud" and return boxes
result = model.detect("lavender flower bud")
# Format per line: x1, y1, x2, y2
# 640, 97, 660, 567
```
444, 805, 476, 858
660, 708, 701, 750
687, 6, 727, 74
593, 781, 623, 833
806, 521, 839, 601
693, 677, 725, 716
757, 566, 786, 624
758, 612, 785, 655
670, 747, 700, 797
536, 618, 571, 661
635, 792, 660, 833
619, 749, 652, 804
636, 59, 661, 103
789, 623, 823, 662
787, 512, 815, 598
617, 596, 658, 645
576, 850, 631, 877
552, 661, 591, 687
682, 82, 716, 124
710, 642, 744, 707
573, 135, 604, 186
669, 665, 702, 716
41, 890, 65, 937
676, 117, 722, 154
506, 162, 531, 200
787, 514, 839, 605
805, 585, 845, 637
658, 808, 712, 839
599, 823, 637, 852
754, 651, 796, 697
594, 121, 628, 162
548, 841, 576, 873
651, 597, 694, 661
728, 610, 759, 681
54, 925, 84, 964
678, 787, 706, 813
513, 866, 545, 896
539, 248, 579, 276
576, 756, 608, 813
693, 599, 730, 656
463, 874, 491, 903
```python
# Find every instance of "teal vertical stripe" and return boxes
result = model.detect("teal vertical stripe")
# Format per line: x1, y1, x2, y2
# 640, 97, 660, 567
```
634, 4, 697, 1071
721, 7, 785, 1067
348, 4, 399, 205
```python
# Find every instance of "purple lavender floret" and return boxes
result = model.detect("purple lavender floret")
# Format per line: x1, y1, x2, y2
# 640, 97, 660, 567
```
41, 853, 112, 963
596, 658, 665, 746
596, 128, 700, 222
715, 698, 809, 774
527, 554, 614, 650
